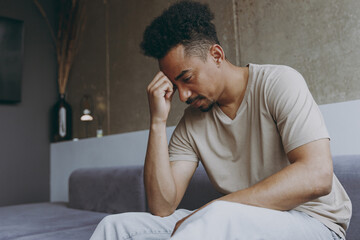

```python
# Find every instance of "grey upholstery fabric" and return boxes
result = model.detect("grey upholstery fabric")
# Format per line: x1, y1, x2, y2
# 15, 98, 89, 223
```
333, 155, 360, 240
0, 155, 358, 240
0, 202, 107, 240
68, 165, 146, 213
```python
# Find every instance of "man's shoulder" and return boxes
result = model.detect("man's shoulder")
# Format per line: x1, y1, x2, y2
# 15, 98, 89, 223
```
250, 63, 300, 76
249, 63, 305, 89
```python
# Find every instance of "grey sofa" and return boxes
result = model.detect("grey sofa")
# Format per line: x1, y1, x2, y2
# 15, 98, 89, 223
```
0, 155, 358, 240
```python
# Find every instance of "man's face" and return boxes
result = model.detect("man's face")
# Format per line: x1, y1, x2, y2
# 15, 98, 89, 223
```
158, 44, 221, 112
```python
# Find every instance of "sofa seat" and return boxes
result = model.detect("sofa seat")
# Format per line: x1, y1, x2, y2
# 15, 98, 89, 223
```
0, 202, 108, 240
0, 155, 358, 239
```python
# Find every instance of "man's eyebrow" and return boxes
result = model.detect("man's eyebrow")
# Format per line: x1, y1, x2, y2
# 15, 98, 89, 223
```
175, 70, 190, 81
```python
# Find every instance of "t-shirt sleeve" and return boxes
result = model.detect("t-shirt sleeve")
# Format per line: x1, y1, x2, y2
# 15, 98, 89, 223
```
267, 67, 330, 154
168, 115, 200, 163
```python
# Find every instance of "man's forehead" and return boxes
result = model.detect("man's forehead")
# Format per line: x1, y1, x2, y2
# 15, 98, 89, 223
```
158, 45, 202, 82
159, 67, 189, 84
158, 61, 188, 82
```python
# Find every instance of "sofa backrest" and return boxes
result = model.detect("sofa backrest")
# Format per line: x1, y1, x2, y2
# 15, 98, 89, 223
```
68, 163, 221, 214
68, 166, 146, 213
177, 163, 224, 210
68, 155, 359, 240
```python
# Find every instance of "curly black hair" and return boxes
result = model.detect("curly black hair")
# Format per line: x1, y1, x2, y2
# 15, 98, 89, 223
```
140, 1, 220, 60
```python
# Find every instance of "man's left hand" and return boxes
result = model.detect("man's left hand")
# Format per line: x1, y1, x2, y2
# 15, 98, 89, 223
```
171, 201, 215, 237
171, 213, 193, 237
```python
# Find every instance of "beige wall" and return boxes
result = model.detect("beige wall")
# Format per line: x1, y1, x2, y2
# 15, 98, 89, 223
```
67, 0, 360, 139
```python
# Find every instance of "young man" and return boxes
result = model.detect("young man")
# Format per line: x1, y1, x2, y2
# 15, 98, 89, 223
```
91, 1, 351, 239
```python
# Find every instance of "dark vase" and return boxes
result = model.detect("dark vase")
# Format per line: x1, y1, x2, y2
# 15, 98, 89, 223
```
52, 94, 72, 142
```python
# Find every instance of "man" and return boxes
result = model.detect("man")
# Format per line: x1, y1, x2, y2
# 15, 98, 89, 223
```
90, 1, 351, 239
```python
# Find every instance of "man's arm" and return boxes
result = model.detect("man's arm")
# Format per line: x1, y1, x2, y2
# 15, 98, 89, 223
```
172, 138, 333, 235
144, 71, 197, 217
218, 138, 333, 210
220, 68, 333, 210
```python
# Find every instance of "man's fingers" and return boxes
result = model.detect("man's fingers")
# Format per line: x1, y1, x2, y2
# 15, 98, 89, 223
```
146, 71, 174, 123
165, 86, 176, 100
153, 81, 174, 98
149, 77, 174, 98
147, 71, 166, 91
147, 73, 161, 92
171, 222, 180, 237
150, 76, 169, 93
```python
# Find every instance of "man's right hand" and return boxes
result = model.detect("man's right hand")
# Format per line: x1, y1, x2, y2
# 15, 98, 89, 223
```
144, 71, 198, 217
147, 71, 176, 125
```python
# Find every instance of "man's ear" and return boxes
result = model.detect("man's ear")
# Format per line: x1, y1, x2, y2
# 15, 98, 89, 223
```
209, 44, 225, 64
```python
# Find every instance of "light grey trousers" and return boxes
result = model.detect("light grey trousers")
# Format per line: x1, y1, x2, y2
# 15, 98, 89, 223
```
90, 201, 342, 240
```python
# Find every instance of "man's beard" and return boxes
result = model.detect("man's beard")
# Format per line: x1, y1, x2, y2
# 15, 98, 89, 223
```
186, 95, 216, 112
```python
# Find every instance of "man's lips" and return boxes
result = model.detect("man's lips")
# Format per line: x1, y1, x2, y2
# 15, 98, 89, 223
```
192, 98, 202, 107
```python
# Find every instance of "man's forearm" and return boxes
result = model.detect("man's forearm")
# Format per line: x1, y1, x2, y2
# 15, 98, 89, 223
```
218, 160, 331, 211
171, 139, 333, 236
144, 123, 177, 216
170, 161, 328, 236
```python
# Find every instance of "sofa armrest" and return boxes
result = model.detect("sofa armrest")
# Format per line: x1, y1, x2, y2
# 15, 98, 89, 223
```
333, 155, 360, 204
68, 165, 146, 214
333, 155, 360, 240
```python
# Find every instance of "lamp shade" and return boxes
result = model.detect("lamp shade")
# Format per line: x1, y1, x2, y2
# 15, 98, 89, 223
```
80, 95, 93, 121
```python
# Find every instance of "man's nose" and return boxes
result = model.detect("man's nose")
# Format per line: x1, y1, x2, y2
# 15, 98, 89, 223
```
178, 86, 191, 102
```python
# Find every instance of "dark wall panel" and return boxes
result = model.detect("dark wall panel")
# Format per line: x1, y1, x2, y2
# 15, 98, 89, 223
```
0, 0, 57, 206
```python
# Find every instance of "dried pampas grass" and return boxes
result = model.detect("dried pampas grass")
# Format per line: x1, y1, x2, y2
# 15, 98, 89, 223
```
34, 0, 86, 94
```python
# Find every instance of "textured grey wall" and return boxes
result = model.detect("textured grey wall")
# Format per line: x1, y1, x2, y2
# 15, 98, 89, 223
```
67, 0, 360, 139
237, 0, 360, 104
0, 0, 57, 206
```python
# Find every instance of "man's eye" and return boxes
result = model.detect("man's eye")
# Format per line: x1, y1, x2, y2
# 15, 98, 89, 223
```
183, 76, 191, 83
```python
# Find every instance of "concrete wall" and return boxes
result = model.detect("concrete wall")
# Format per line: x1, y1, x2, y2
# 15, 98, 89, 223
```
237, 0, 360, 104
67, 0, 360, 139
0, 0, 58, 206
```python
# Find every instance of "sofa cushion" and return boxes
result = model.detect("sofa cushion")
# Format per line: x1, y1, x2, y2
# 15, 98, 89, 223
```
0, 202, 107, 240
333, 155, 360, 240
68, 165, 146, 213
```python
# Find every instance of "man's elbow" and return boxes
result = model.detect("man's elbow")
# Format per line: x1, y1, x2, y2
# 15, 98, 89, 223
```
150, 207, 176, 217
148, 200, 177, 217
312, 167, 333, 198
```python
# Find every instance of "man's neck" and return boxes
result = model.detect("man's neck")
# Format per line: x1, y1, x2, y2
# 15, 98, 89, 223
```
217, 62, 249, 120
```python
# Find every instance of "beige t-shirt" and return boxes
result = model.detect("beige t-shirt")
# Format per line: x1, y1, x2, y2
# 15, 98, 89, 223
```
168, 64, 352, 238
